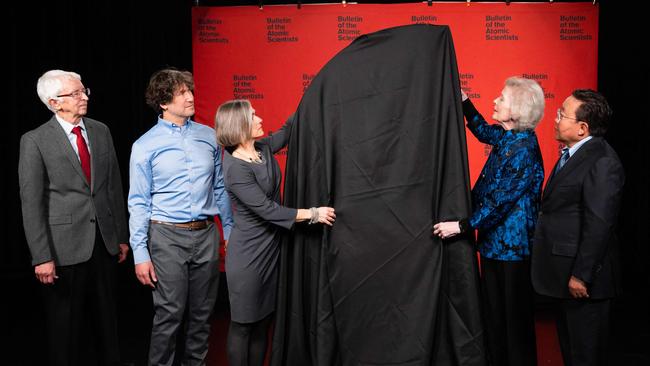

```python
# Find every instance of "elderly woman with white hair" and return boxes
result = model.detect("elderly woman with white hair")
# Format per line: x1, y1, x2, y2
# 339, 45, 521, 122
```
215, 100, 335, 366
434, 77, 545, 366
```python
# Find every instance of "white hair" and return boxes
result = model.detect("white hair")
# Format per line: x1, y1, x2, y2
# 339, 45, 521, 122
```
36, 70, 82, 112
505, 76, 545, 131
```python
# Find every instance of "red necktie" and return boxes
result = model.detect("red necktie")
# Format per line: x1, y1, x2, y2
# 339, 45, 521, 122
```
72, 126, 91, 183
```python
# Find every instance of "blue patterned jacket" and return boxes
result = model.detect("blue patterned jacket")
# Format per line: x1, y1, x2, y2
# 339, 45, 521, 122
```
464, 100, 544, 261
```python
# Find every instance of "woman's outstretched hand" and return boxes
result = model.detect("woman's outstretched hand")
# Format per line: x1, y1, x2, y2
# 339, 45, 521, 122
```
316, 207, 336, 226
432, 221, 460, 239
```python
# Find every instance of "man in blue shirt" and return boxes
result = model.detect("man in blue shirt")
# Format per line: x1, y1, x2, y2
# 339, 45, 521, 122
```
128, 68, 233, 365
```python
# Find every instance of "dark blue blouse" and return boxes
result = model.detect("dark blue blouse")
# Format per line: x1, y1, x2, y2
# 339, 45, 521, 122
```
465, 100, 544, 261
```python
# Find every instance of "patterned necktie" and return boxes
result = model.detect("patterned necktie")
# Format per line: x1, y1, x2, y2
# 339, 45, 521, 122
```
556, 147, 570, 173
72, 126, 91, 183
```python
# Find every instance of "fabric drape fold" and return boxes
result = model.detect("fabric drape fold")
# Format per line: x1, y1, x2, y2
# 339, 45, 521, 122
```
272, 24, 486, 366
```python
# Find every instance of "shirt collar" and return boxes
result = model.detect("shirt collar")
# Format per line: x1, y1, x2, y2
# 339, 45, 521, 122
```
157, 116, 192, 133
568, 135, 593, 157
55, 114, 86, 135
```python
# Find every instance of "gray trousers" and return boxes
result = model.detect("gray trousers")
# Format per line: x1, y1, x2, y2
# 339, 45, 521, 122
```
148, 221, 220, 366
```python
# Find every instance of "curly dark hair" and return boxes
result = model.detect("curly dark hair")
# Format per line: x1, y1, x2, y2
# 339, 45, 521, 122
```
572, 89, 613, 137
145, 68, 194, 114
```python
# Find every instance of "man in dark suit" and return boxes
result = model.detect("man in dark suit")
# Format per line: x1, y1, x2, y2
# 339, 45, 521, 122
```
19, 70, 129, 366
531, 89, 625, 366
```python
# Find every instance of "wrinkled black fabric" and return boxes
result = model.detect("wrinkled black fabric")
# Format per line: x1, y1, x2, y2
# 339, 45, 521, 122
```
271, 24, 486, 366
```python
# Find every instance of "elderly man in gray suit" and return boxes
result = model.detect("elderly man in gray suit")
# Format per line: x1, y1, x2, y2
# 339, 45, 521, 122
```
18, 70, 129, 366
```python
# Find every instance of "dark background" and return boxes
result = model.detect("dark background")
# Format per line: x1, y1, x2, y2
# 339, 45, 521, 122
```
3, 0, 648, 365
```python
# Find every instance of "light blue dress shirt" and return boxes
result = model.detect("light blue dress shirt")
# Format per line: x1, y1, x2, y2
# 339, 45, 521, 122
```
128, 118, 233, 264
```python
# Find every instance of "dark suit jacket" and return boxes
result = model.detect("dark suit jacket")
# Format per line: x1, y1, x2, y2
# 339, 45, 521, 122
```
19, 116, 129, 266
531, 137, 624, 299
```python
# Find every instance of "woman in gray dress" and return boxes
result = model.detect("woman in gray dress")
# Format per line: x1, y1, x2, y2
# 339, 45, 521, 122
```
215, 99, 336, 366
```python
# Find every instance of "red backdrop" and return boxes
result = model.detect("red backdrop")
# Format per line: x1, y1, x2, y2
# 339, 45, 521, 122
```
191, 3, 598, 263
192, 2, 598, 183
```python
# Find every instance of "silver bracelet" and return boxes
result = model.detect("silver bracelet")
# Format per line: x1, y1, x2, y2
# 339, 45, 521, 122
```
309, 207, 319, 224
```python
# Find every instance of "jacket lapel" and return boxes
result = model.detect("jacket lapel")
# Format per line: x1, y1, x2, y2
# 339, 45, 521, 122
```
543, 137, 599, 198
544, 154, 566, 194
48, 116, 91, 189
85, 119, 98, 192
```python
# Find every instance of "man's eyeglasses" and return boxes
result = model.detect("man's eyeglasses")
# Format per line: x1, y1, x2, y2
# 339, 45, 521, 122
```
57, 88, 91, 99
556, 108, 579, 122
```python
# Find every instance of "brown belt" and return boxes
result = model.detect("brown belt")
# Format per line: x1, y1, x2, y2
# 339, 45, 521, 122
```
150, 219, 211, 230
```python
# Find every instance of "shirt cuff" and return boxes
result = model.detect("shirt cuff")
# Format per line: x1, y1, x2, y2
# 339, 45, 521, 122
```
459, 218, 471, 234
222, 225, 232, 241
132, 246, 151, 264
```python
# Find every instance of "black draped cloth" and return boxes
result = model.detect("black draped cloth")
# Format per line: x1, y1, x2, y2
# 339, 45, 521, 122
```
271, 24, 486, 366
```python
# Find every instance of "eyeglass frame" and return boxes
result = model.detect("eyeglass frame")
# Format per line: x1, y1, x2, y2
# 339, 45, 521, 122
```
555, 108, 581, 123
57, 87, 91, 99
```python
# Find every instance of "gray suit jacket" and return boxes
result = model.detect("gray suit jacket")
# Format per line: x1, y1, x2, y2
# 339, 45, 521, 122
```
19, 116, 129, 266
